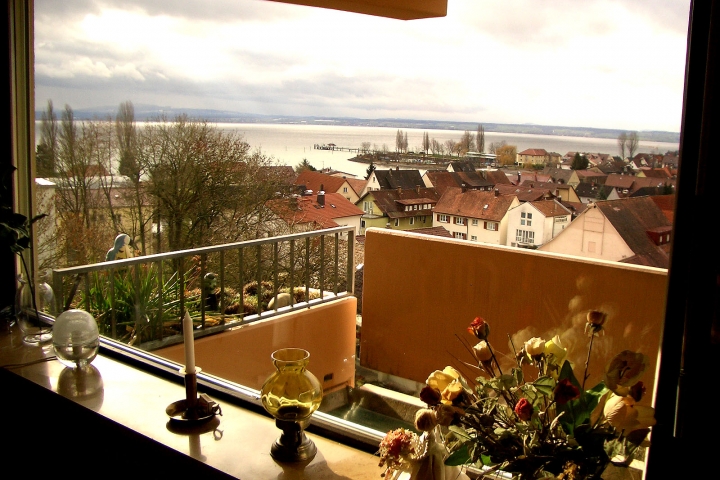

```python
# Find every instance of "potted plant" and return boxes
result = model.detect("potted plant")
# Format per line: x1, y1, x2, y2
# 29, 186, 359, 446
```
0, 166, 50, 342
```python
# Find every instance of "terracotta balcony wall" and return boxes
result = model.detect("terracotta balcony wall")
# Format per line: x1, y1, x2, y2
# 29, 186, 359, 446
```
360, 228, 668, 401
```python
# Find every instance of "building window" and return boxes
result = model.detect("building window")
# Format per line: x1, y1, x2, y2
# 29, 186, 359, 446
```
470, 235, 477, 241
485, 222, 498, 231
516, 229, 534, 244
454, 217, 465, 225
343, 187, 348, 193
472, 219, 478, 226
438, 214, 449, 223
521, 212, 532, 226
409, 217, 415, 225
361, 220, 366, 228
454, 232, 466, 240
394, 218, 399, 227
363, 201, 370, 212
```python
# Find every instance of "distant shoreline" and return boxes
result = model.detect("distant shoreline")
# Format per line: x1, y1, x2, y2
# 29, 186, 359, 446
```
36, 107, 680, 144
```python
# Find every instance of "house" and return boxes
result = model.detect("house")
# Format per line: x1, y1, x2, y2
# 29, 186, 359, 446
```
432, 187, 520, 243
575, 182, 620, 203
505, 199, 573, 248
517, 181, 581, 203
542, 167, 580, 188
294, 170, 366, 203
539, 197, 672, 268
422, 170, 494, 196
447, 161, 476, 173
483, 169, 512, 186
265, 190, 364, 235
605, 173, 675, 197
575, 170, 608, 185
517, 148, 550, 166
494, 184, 558, 203
363, 168, 424, 196
357, 186, 440, 234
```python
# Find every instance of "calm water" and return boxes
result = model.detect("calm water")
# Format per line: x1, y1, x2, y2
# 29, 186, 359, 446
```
219, 123, 679, 178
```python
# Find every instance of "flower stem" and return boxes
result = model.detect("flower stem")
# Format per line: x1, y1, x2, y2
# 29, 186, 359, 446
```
582, 332, 596, 391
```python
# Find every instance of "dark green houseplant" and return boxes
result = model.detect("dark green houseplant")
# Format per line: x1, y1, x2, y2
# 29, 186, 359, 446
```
1, 166, 49, 339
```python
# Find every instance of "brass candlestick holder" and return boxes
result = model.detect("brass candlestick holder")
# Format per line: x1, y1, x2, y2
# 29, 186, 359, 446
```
166, 367, 222, 423
260, 348, 323, 462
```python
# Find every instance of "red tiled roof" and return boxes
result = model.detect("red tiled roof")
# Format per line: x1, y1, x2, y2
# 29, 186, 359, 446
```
434, 187, 517, 221
650, 194, 676, 223
529, 200, 572, 217
494, 184, 556, 202
368, 187, 441, 217
294, 170, 347, 194
518, 148, 548, 156
267, 192, 364, 226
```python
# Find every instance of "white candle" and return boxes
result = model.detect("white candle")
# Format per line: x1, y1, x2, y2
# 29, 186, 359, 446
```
183, 311, 196, 374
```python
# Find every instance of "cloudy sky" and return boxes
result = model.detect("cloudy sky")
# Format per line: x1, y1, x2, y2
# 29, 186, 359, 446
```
34, 0, 690, 132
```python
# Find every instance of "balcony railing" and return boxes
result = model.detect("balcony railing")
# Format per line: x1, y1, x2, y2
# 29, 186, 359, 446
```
51, 226, 355, 350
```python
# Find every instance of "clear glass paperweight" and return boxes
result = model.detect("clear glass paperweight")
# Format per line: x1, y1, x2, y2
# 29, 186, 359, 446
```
52, 309, 99, 368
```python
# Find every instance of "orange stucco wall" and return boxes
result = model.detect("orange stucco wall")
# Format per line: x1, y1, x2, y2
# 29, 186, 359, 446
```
157, 297, 357, 393
361, 228, 667, 403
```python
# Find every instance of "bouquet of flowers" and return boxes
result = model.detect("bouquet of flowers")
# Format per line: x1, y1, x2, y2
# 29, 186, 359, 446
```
378, 311, 655, 480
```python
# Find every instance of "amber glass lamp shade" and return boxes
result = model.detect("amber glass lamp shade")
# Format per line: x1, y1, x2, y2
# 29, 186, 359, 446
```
261, 348, 323, 462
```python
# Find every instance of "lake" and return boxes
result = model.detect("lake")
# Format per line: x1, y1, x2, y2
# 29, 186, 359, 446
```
218, 123, 679, 178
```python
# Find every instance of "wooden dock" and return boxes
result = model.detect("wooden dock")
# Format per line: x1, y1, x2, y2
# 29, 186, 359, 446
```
313, 143, 361, 153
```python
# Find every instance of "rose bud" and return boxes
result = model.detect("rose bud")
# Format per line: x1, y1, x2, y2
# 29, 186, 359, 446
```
468, 316, 490, 341
524, 337, 546, 358
553, 378, 580, 404
473, 341, 493, 362
514, 398, 534, 421
419, 385, 442, 406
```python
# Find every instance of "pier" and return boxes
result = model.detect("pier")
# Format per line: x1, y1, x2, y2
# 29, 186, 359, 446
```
313, 143, 361, 153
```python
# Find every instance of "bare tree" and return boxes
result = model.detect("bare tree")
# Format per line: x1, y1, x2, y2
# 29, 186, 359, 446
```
489, 140, 507, 154
36, 100, 58, 177
617, 132, 627, 159
476, 124, 485, 154
458, 130, 475, 156
422, 132, 430, 154
396, 129, 403, 153
444, 139, 458, 157
627, 132, 639, 159
403, 131, 409, 153
431, 138, 442, 156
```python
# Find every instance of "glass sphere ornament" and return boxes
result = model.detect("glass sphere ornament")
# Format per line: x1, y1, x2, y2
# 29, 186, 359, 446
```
260, 348, 323, 462
53, 309, 99, 368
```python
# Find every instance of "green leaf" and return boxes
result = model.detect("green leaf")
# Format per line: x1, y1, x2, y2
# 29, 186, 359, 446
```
444, 445, 471, 466
448, 425, 472, 441
558, 360, 581, 389
532, 376, 556, 397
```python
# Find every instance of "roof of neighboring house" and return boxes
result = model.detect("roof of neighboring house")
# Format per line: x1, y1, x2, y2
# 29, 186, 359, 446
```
409, 226, 453, 238
494, 184, 557, 202
575, 170, 608, 182
560, 201, 589, 217
267, 192, 364, 228
434, 187, 517, 222
605, 174, 636, 189
639, 168, 672, 179
519, 173, 552, 184
542, 167, 575, 184
424, 171, 493, 195
448, 161, 476, 173
649, 194, 676, 223
594, 197, 673, 269
366, 187, 441, 218
294, 170, 347, 194
373, 169, 424, 190
528, 200, 572, 217
484, 170, 512, 185
518, 148, 548, 156
575, 182, 615, 200
345, 177, 368, 196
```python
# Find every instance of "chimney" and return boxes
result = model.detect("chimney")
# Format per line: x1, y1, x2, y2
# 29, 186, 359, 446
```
494, 188, 499, 197
415, 185, 420, 194
397, 187, 402, 195
317, 184, 325, 207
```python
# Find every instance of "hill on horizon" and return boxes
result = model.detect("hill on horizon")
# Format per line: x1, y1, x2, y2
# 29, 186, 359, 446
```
34, 104, 680, 144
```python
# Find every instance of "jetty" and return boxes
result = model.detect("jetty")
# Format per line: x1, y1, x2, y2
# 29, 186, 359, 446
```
313, 143, 361, 153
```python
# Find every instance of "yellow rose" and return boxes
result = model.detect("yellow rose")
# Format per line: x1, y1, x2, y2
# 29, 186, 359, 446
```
473, 341, 492, 362
440, 379, 464, 404
604, 351, 648, 396
425, 366, 460, 392
603, 394, 656, 432
524, 337, 546, 357
544, 335, 567, 366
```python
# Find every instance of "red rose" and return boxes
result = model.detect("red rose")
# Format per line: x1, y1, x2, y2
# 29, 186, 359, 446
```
419, 386, 442, 406
468, 316, 490, 340
514, 398, 533, 421
553, 379, 580, 404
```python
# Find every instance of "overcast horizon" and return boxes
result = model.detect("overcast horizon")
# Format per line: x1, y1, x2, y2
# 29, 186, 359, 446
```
34, 0, 690, 134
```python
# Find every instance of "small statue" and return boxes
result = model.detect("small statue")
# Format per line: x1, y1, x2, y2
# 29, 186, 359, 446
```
203, 272, 219, 311
106, 234, 134, 261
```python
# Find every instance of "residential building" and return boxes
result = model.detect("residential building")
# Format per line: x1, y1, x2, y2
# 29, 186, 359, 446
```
575, 182, 620, 203
517, 181, 581, 203
422, 170, 494, 196
266, 190, 364, 235
432, 187, 519, 243
505, 199, 572, 248
363, 168, 424, 196
542, 167, 580, 188
494, 184, 558, 203
357, 186, 439, 234
294, 170, 366, 203
517, 148, 550, 166
539, 197, 672, 268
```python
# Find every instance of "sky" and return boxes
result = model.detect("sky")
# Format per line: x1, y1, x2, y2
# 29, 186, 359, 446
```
34, 0, 691, 133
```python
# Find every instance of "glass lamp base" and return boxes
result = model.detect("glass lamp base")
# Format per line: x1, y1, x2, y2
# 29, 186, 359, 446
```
270, 419, 317, 463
